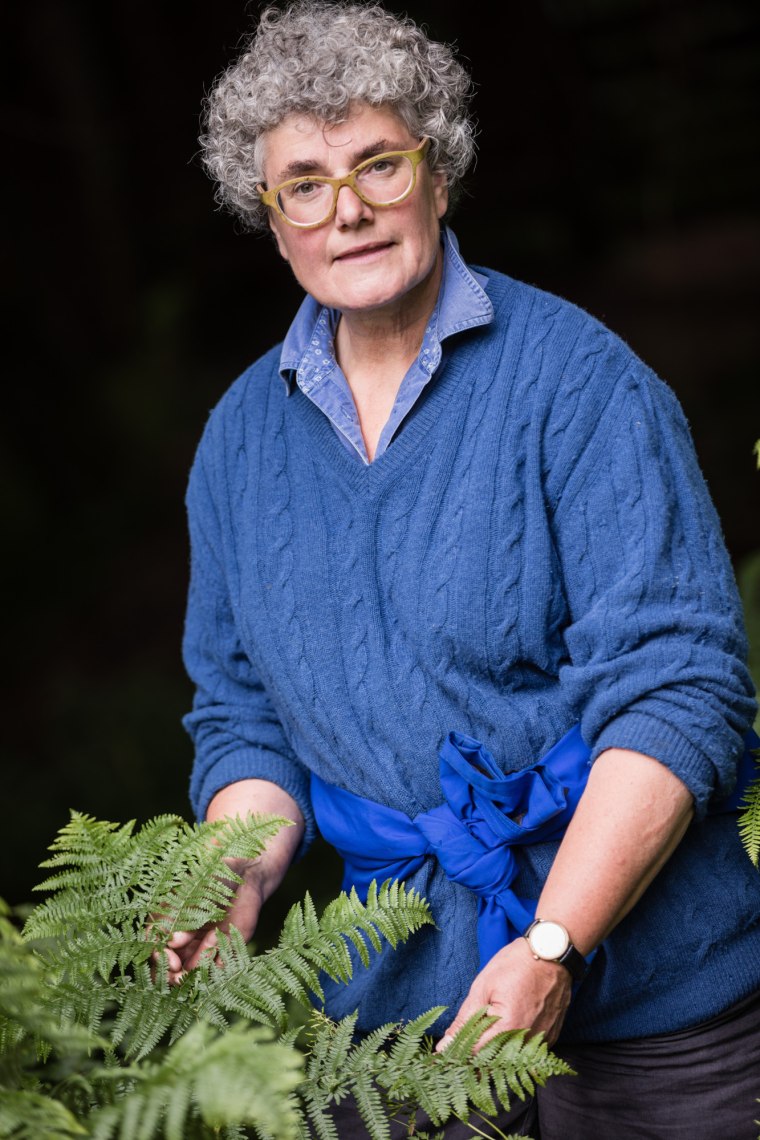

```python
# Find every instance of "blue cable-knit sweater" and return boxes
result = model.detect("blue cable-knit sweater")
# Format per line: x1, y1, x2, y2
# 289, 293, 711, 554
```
183, 266, 760, 1043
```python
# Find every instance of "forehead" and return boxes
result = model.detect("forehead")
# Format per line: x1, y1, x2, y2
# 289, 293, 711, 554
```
262, 104, 416, 181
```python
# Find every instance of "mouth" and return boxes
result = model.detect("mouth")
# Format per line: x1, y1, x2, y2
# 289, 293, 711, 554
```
333, 241, 394, 263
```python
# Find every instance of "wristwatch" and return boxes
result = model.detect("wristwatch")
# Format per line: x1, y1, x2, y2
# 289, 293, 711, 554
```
523, 918, 587, 982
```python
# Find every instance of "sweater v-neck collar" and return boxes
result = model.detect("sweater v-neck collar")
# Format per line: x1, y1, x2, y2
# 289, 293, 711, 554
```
280, 270, 514, 493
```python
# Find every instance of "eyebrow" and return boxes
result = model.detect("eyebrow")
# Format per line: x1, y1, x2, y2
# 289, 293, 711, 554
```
274, 138, 405, 183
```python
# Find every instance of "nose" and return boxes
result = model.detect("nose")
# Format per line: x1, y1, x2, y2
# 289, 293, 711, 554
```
334, 183, 373, 228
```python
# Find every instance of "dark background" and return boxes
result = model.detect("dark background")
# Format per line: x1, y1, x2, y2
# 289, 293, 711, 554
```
4, 0, 759, 932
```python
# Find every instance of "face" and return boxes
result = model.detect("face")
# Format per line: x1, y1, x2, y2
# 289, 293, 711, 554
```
261, 104, 449, 316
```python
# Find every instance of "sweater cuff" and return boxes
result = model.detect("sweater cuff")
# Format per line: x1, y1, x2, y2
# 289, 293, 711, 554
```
590, 710, 715, 819
190, 748, 316, 858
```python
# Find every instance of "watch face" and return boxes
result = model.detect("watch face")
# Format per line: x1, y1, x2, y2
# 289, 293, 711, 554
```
529, 921, 570, 960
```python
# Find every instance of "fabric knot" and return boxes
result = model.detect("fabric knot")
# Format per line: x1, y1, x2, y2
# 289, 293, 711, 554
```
311, 725, 760, 971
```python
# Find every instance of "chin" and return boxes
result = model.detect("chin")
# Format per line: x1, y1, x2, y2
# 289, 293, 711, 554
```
338, 288, 405, 313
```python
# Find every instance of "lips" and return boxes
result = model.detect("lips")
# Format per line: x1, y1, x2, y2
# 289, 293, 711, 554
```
333, 241, 393, 262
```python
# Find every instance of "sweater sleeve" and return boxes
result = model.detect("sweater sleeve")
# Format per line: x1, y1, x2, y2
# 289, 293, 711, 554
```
181, 425, 315, 848
546, 342, 756, 818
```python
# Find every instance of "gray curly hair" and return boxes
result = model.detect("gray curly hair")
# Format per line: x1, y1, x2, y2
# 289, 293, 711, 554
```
200, 1, 477, 232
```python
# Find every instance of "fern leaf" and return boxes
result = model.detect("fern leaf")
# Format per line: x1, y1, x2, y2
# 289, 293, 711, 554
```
301, 1090, 340, 1140
277, 881, 433, 988
178, 881, 434, 1040
0, 1090, 87, 1138
32, 923, 154, 979
738, 773, 760, 866
0, 908, 98, 1061
352, 1069, 392, 1140
477, 1025, 573, 1103
432, 1010, 494, 1065
26, 812, 291, 958
90, 1022, 303, 1140
385, 1008, 444, 1070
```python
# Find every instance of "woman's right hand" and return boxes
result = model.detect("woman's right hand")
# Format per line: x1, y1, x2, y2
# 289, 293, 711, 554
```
153, 778, 305, 984
158, 857, 267, 983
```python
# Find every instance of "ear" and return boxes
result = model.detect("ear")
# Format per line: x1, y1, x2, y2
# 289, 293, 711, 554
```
432, 171, 449, 220
269, 214, 290, 262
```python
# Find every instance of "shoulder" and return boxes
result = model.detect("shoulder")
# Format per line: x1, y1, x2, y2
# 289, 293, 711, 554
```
469, 264, 696, 477
475, 263, 634, 371
473, 264, 674, 415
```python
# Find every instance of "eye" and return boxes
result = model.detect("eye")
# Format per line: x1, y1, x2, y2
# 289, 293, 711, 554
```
289, 180, 320, 199
366, 156, 401, 177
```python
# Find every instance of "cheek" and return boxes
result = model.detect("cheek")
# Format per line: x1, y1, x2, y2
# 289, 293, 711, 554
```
271, 219, 290, 262
433, 177, 449, 220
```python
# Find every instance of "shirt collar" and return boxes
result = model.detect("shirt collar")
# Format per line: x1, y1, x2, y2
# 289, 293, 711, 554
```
278, 227, 493, 395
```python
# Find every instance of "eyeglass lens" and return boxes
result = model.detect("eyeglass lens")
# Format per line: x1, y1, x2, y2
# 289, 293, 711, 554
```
277, 154, 415, 225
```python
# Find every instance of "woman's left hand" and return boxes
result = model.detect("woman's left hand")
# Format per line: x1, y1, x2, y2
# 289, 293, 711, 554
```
435, 935, 572, 1053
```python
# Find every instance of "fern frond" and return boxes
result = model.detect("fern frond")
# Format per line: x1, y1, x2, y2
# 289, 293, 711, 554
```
149, 881, 435, 1045
147, 814, 289, 942
38, 812, 137, 870
299, 1007, 569, 1137
0, 1089, 87, 1138
0, 906, 98, 1063
738, 771, 760, 866
282, 881, 433, 983
110, 965, 194, 1061
33, 923, 155, 980
41, 975, 112, 1040
351, 1070, 391, 1140
192, 944, 288, 1033
310, 1011, 358, 1095
476, 1024, 573, 1102
437, 1010, 496, 1065
89, 1022, 303, 1140
26, 812, 290, 954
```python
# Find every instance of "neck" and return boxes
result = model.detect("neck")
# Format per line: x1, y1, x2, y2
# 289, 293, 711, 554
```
330, 247, 444, 463
335, 246, 443, 376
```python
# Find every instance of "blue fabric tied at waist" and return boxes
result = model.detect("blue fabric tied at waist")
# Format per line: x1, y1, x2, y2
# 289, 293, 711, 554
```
312, 724, 591, 969
311, 726, 760, 971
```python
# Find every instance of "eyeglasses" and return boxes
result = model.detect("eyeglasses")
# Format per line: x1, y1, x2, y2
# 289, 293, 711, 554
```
257, 138, 431, 229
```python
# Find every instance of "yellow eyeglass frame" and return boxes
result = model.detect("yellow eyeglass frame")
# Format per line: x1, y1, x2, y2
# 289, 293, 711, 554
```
257, 138, 431, 229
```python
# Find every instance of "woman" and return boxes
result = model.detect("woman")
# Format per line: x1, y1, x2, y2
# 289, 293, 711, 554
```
170, 3, 760, 1135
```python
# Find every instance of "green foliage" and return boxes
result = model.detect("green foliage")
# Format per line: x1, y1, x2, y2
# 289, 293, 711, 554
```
0, 812, 566, 1139
739, 770, 760, 867
738, 441, 760, 867
301, 1007, 569, 1139
739, 549, 760, 735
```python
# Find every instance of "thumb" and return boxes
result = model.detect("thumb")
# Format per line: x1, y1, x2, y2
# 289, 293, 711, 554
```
166, 930, 198, 949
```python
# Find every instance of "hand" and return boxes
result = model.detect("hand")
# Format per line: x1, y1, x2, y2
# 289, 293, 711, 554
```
152, 858, 265, 984
151, 779, 304, 985
436, 936, 572, 1053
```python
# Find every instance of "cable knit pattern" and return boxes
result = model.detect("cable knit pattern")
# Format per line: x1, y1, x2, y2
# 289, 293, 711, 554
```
183, 267, 760, 1042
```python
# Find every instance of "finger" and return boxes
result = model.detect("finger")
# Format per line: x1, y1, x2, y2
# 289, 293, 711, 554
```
183, 928, 220, 972
166, 930, 198, 949
162, 945, 184, 973
150, 945, 186, 987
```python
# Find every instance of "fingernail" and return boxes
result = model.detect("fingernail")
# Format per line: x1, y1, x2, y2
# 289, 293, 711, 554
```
435, 1034, 454, 1053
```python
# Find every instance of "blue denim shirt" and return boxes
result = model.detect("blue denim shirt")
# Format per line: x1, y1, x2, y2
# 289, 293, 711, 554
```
278, 227, 494, 463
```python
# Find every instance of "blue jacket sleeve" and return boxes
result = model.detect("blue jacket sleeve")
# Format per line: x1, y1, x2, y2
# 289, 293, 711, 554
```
546, 341, 756, 818
182, 426, 315, 848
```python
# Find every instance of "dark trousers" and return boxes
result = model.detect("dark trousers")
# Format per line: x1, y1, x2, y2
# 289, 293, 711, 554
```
326, 988, 760, 1139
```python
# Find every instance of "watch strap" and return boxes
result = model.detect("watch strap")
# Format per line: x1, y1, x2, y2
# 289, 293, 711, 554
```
555, 941, 588, 983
